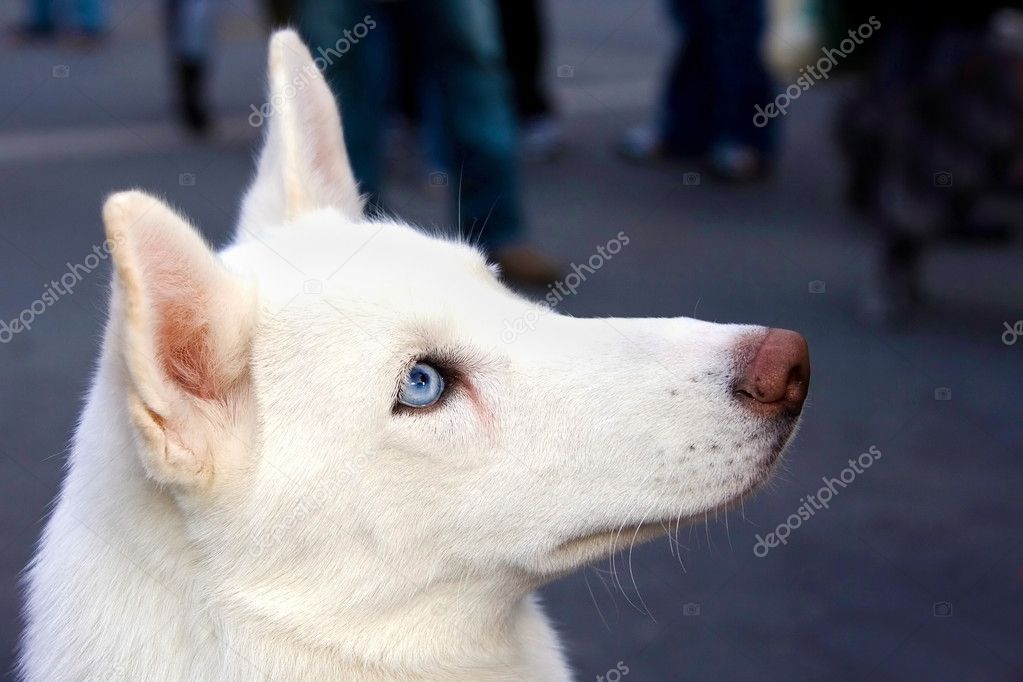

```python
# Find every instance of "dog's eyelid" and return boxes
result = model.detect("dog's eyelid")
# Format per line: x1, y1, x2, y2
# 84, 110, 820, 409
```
414, 353, 462, 384
409, 344, 476, 374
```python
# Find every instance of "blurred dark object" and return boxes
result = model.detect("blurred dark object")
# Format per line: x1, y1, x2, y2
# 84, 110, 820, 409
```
298, 0, 560, 285
495, 0, 565, 160
166, 0, 218, 135
835, 3, 1023, 323
15, 0, 106, 41
619, 0, 774, 181
265, 0, 295, 29
175, 59, 209, 134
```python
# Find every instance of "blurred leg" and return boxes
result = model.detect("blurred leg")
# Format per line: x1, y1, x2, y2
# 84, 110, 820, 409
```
169, 0, 216, 62
658, 0, 713, 155
413, 0, 523, 250
298, 0, 389, 211
167, 0, 218, 133
495, 0, 564, 161
703, 0, 772, 154
390, 10, 423, 125
73, 0, 106, 32
27, 0, 56, 31
495, 0, 551, 121
865, 231, 923, 324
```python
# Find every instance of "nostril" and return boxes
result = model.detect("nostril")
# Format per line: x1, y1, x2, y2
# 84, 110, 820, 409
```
732, 328, 811, 416
786, 357, 809, 395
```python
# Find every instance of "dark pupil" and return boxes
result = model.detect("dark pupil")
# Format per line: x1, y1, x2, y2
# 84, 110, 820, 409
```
412, 370, 429, 387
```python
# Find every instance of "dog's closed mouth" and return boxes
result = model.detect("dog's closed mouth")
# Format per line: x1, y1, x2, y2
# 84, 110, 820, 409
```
553, 520, 669, 557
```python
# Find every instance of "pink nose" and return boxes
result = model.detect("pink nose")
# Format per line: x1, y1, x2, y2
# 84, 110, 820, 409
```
733, 329, 810, 417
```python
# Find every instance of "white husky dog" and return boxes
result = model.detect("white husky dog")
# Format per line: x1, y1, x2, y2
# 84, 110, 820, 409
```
19, 31, 809, 682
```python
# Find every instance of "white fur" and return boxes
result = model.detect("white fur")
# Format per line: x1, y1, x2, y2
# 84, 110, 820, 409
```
19, 31, 800, 681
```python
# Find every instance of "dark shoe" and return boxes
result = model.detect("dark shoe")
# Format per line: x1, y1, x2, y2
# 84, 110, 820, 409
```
493, 245, 561, 287
862, 238, 923, 326
616, 125, 667, 163
707, 144, 768, 182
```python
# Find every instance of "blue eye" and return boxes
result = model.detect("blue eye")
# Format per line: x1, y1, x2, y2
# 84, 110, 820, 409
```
397, 362, 446, 408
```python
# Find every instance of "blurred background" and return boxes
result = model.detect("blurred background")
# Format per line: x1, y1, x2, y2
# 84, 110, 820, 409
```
1, 0, 1022, 679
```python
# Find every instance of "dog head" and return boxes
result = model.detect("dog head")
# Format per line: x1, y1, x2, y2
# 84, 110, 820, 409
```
102, 31, 808, 641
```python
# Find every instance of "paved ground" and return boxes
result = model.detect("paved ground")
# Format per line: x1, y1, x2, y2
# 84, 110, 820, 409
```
2, 1, 1022, 680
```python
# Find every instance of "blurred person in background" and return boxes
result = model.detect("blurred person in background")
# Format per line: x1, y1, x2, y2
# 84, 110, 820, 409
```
618, 0, 774, 181
496, 0, 565, 161
379, 1, 565, 170
14, 0, 106, 42
164, 0, 302, 135
298, 0, 560, 285
834, 1, 1022, 323
167, 0, 218, 135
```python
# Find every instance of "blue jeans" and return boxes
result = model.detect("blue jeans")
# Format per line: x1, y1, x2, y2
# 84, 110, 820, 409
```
28, 0, 105, 31
166, 0, 218, 62
298, 0, 523, 251
660, 0, 773, 155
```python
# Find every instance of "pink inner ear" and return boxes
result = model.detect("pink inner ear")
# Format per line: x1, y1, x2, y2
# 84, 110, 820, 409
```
148, 252, 222, 402
158, 299, 218, 401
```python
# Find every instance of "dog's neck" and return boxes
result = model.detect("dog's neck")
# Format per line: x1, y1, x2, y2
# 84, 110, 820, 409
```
22, 354, 571, 681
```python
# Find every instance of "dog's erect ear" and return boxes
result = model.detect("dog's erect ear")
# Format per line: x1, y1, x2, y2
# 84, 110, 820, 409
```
237, 29, 363, 239
104, 191, 257, 490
